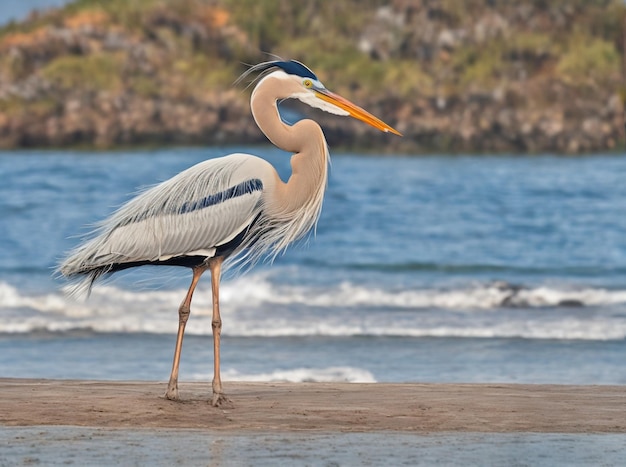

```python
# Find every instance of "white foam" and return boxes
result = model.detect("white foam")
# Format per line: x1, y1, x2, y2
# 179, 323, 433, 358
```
2, 277, 626, 339
221, 275, 626, 310
195, 367, 376, 383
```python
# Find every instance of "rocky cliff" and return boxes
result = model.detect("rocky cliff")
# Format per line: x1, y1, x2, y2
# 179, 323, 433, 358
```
0, 0, 623, 153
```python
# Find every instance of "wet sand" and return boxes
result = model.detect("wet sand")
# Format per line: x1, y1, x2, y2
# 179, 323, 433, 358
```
1, 378, 625, 433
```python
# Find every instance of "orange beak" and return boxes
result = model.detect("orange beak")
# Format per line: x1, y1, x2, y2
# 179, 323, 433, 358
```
316, 89, 402, 136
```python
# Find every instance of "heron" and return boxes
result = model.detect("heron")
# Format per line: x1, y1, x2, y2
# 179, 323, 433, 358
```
59, 60, 400, 406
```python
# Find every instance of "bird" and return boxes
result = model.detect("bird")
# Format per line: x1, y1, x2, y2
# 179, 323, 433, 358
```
59, 59, 401, 406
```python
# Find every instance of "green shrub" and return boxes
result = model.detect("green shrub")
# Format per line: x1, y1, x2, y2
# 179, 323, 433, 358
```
41, 53, 124, 92
557, 38, 619, 81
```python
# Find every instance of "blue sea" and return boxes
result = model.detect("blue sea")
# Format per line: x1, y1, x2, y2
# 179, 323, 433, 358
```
1, 148, 626, 387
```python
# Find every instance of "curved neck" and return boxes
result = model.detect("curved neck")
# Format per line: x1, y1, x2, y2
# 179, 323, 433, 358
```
251, 76, 328, 214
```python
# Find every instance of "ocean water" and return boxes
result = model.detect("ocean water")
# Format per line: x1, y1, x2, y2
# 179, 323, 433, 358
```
3, 427, 626, 467
1, 148, 626, 385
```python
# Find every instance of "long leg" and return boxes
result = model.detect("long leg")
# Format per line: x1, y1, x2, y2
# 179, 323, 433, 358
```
165, 265, 206, 401
209, 256, 229, 407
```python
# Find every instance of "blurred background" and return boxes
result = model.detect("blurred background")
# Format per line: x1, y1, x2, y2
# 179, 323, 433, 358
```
1, 0, 625, 387
0, 0, 623, 153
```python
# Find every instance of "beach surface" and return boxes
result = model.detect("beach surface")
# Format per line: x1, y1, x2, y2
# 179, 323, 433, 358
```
1, 378, 624, 433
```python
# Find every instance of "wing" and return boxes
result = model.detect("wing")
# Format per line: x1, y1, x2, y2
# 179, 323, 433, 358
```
61, 153, 278, 274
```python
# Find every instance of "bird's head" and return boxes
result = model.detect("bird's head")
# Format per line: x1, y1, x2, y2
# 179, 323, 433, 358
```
238, 60, 402, 136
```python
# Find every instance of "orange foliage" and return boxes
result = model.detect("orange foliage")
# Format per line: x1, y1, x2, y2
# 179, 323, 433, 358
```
63, 9, 109, 29
1, 10, 110, 49
1, 27, 49, 48
198, 6, 229, 28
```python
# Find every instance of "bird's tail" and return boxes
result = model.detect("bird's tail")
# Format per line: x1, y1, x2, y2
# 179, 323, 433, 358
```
57, 238, 113, 299
60, 269, 107, 299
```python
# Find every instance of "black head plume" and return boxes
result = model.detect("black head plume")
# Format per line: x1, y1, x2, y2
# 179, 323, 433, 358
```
236, 59, 319, 87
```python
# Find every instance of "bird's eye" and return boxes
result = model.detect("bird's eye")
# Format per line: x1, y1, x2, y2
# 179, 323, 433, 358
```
303, 79, 313, 88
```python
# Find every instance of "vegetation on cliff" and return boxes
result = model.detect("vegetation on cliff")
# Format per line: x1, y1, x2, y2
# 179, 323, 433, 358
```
0, 0, 623, 152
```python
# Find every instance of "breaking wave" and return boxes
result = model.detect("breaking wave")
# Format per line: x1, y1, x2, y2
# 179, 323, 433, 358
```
1, 275, 626, 339
196, 367, 377, 383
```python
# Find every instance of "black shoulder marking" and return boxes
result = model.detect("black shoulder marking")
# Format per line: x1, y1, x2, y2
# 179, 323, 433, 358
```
178, 178, 263, 215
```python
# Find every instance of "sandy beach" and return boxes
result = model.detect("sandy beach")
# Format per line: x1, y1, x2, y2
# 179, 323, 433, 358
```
2, 379, 626, 465
1, 378, 624, 433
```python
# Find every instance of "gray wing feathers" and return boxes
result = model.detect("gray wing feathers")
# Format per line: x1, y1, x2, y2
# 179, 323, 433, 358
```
99, 194, 259, 262
60, 154, 274, 276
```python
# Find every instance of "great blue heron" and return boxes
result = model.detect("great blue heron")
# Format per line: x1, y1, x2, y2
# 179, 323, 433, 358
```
59, 60, 400, 406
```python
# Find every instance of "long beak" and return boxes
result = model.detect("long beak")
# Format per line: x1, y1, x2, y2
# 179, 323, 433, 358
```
315, 89, 402, 136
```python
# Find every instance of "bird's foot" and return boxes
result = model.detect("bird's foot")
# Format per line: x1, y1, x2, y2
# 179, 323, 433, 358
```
211, 391, 232, 407
165, 381, 179, 401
